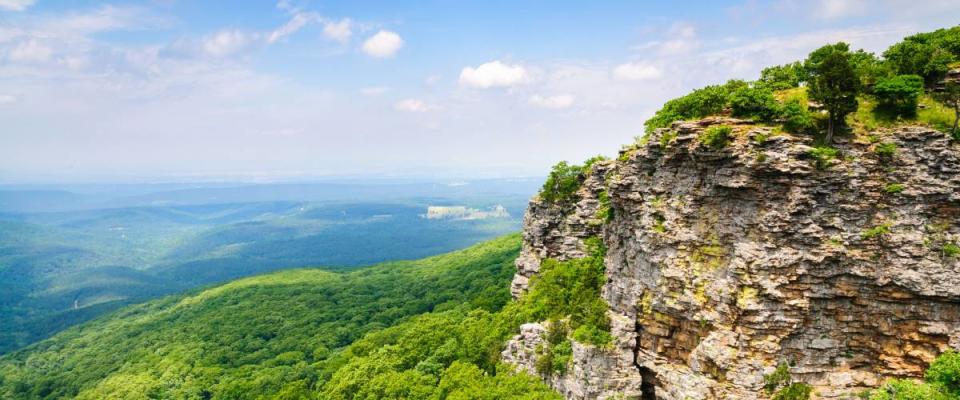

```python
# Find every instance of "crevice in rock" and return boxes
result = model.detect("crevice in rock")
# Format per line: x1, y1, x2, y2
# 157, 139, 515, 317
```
634, 320, 658, 400
638, 366, 659, 400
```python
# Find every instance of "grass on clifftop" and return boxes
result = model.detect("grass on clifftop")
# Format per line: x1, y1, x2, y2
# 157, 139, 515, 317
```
848, 94, 956, 135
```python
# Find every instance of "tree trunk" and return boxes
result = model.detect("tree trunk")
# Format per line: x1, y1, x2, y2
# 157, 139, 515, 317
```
826, 113, 835, 144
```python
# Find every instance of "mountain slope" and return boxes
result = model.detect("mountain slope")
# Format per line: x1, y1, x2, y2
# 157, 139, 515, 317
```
0, 199, 524, 355
0, 234, 558, 399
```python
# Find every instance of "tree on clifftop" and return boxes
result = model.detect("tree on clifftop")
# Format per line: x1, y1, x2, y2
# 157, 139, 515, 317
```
805, 43, 861, 144
934, 79, 960, 138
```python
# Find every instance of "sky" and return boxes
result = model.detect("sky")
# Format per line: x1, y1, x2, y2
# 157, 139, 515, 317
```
0, 0, 958, 183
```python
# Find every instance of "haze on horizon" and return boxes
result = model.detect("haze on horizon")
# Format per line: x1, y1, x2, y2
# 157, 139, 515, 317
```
1, 0, 959, 183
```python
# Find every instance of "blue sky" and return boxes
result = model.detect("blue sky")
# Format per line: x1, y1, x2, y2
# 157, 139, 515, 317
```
1, 0, 958, 182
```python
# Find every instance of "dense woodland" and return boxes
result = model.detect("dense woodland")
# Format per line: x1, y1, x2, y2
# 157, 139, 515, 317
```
0, 236, 538, 398
0, 223, 614, 400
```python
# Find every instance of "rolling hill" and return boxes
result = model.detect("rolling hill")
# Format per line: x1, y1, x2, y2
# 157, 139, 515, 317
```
0, 234, 560, 399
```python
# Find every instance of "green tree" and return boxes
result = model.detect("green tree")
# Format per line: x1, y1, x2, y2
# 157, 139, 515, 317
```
643, 80, 748, 132
805, 42, 861, 143
934, 79, 960, 138
781, 98, 817, 135
874, 75, 924, 116
729, 86, 780, 121
758, 62, 805, 90
883, 26, 960, 84
868, 350, 960, 400
926, 350, 960, 395
851, 50, 895, 90
539, 161, 584, 203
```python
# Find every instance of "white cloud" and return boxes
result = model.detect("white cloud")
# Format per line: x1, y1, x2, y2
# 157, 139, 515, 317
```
268, 12, 314, 44
528, 94, 575, 109
613, 62, 662, 81
323, 18, 352, 43
260, 128, 304, 137
8, 39, 52, 63
44, 5, 156, 35
276, 0, 298, 13
633, 22, 701, 57
458, 61, 531, 89
360, 86, 389, 95
0, 0, 34, 11
0, 94, 16, 104
362, 30, 403, 58
394, 98, 438, 112
202, 30, 254, 57
816, 0, 867, 19
700, 25, 914, 76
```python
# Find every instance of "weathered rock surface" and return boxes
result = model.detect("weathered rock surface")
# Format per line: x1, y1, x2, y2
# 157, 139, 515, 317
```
504, 118, 960, 399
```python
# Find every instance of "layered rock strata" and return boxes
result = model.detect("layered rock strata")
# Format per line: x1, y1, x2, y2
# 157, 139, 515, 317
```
504, 118, 960, 399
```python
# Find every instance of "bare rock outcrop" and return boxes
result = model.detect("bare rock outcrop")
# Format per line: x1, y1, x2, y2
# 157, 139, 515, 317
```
504, 118, 960, 399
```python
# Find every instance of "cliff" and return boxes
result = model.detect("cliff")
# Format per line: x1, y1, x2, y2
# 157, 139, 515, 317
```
503, 118, 960, 399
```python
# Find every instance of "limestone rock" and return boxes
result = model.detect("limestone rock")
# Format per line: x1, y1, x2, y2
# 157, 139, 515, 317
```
504, 120, 960, 399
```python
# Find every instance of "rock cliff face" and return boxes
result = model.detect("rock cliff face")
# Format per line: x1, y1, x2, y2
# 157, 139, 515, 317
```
503, 118, 960, 399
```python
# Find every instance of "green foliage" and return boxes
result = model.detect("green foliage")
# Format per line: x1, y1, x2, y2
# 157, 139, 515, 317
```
644, 80, 748, 132
643, 26, 960, 143
774, 384, 813, 400
764, 362, 812, 400
874, 75, 924, 116
861, 223, 893, 240
944, 243, 960, 257
867, 350, 960, 400
0, 200, 527, 355
0, 228, 619, 399
321, 309, 561, 400
730, 86, 781, 121
926, 350, 960, 394
595, 190, 613, 223
932, 80, 960, 138
540, 157, 607, 203
883, 26, 960, 84
540, 161, 585, 203
699, 125, 734, 149
571, 323, 613, 345
809, 146, 839, 170
652, 214, 667, 233
850, 95, 957, 136
781, 98, 818, 135
758, 62, 805, 91
535, 321, 572, 375
875, 142, 898, 159
0, 236, 561, 400
520, 237, 611, 347
868, 379, 952, 400
850, 49, 893, 89
764, 363, 792, 393
435, 362, 562, 400
660, 130, 679, 149
805, 42, 861, 142
752, 130, 771, 144
884, 183, 905, 194
582, 155, 608, 171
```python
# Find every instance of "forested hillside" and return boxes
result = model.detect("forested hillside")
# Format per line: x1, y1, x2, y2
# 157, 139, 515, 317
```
0, 197, 526, 355
0, 235, 563, 399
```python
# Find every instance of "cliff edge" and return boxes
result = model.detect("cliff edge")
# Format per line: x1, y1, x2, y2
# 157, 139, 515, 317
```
503, 118, 960, 399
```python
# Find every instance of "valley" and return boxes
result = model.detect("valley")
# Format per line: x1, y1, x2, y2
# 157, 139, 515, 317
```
0, 180, 536, 354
